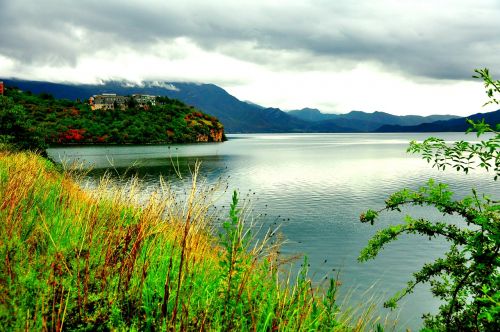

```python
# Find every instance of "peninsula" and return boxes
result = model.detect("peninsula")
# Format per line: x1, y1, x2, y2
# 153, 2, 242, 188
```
0, 84, 226, 150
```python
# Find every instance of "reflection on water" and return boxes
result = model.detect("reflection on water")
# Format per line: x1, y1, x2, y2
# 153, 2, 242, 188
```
48, 133, 498, 330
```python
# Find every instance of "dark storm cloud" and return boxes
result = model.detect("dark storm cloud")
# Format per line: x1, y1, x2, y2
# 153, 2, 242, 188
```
1, 0, 499, 80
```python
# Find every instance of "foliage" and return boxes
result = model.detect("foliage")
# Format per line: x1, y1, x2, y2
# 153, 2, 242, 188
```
218, 191, 249, 330
359, 69, 500, 331
474, 68, 500, 107
407, 119, 499, 180
0, 95, 47, 153
1, 87, 226, 146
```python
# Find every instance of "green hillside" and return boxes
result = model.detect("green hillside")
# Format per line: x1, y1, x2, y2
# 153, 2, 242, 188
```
0, 86, 226, 150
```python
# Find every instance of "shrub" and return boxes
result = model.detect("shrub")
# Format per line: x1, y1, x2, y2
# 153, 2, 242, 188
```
359, 69, 499, 331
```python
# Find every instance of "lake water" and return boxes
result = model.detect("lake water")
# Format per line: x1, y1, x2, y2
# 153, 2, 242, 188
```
47, 133, 498, 330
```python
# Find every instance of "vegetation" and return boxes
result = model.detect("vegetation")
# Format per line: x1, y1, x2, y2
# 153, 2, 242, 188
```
0, 147, 391, 331
0, 95, 47, 153
0, 87, 226, 149
359, 69, 499, 331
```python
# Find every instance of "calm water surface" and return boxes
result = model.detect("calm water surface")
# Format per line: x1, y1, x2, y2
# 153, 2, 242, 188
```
48, 133, 498, 330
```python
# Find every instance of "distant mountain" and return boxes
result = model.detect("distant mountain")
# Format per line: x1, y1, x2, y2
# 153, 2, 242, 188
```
377, 110, 500, 132
244, 100, 265, 109
288, 108, 333, 121
2, 78, 490, 133
288, 108, 460, 131
157, 83, 309, 133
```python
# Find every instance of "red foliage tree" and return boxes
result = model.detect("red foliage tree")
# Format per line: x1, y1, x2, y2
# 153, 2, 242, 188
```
60, 128, 86, 143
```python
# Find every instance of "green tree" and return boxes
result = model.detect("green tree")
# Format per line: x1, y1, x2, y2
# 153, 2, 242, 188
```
0, 96, 47, 153
359, 69, 499, 331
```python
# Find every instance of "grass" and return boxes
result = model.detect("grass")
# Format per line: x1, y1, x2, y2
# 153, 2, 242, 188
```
0, 149, 394, 331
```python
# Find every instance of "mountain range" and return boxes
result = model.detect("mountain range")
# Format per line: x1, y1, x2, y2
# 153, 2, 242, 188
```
2, 78, 498, 133
376, 110, 500, 132
287, 108, 461, 132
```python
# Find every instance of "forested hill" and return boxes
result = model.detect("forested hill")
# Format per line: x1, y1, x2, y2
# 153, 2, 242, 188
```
0, 85, 226, 147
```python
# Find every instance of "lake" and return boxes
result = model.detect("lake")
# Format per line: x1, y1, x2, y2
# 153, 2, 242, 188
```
47, 133, 498, 330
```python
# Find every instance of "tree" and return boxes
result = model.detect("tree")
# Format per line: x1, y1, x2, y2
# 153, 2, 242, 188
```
359, 69, 499, 331
0, 96, 47, 153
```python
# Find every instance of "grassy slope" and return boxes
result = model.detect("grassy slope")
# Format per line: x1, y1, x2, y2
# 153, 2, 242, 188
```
0, 150, 389, 331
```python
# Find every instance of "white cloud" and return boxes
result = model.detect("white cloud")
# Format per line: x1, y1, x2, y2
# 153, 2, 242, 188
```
226, 63, 496, 116
147, 82, 180, 91
0, 55, 15, 73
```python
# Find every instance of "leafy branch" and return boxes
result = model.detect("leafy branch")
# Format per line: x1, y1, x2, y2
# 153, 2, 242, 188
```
473, 68, 500, 107
408, 120, 499, 180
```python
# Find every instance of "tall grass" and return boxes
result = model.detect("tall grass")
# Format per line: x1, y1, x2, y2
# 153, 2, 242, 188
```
0, 150, 391, 331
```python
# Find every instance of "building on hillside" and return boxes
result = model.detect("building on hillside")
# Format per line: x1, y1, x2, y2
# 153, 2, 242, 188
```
89, 93, 157, 110
93, 93, 128, 110
0, 81, 4, 96
89, 93, 127, 110
132, 94, 156, 108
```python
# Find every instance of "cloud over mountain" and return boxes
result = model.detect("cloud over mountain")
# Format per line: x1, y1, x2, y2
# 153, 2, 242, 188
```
1, 0, 499, 116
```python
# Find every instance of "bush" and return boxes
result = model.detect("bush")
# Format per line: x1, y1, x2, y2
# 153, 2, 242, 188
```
359, 69, 499, 331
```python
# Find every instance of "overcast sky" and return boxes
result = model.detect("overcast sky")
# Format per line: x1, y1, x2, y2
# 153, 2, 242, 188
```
1, 0, 499, 116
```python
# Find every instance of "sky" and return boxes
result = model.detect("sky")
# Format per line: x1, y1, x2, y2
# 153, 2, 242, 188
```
1, 0, 500, 116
